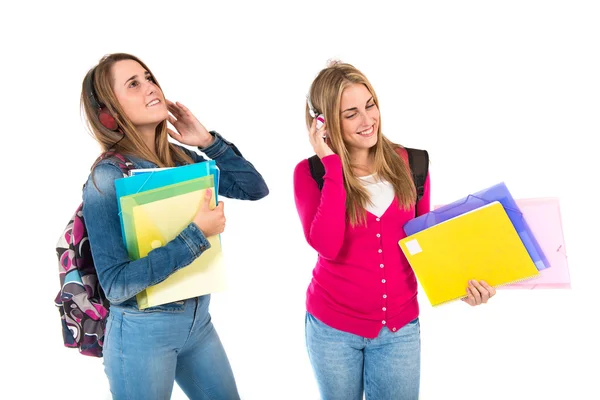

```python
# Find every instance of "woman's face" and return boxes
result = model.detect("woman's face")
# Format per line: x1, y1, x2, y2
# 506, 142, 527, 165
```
110, 59, 168, 130
339, 83, 380, 153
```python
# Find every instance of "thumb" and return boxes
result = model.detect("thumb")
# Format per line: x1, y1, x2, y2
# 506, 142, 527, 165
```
202, 188, 213, 209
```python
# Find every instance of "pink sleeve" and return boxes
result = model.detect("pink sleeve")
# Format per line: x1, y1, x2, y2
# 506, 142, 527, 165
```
416, 172, 431, 217
293, 154, 347, 259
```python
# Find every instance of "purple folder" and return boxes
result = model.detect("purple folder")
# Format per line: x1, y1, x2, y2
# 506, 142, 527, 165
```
403, 182, 549, 271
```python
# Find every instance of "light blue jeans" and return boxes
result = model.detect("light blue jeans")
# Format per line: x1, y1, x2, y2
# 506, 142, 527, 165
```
103, 296, 239, 399
305, 312, 421, 400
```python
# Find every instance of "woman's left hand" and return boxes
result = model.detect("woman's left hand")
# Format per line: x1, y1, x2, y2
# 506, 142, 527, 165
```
166, 99, 214, 148
461, 280, 496, 306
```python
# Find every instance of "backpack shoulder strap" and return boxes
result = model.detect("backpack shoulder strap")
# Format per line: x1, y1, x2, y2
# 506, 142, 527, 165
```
404, 147, 429, 203
96, 150, 134, 177
308, 154, 325, 190
308, 149, 429, 200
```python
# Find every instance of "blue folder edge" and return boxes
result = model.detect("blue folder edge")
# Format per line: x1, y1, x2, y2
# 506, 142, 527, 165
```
114, 161, 220, 248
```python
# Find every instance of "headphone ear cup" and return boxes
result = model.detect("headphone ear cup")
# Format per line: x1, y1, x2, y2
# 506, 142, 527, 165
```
316, 114, 325, 129
98, 107, 118, 131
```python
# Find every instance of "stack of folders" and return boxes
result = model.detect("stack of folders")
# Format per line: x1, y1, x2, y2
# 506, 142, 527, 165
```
114, 161, 225, 309
398, 182, 570, 307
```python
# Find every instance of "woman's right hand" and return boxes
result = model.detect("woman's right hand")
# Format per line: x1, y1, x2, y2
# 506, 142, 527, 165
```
308, 118, 334, 159
192, 189, 225, 237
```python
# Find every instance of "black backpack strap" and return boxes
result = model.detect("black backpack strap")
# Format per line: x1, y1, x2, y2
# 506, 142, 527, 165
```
307, 149, 429, 209
308, 154, 325, 190
405, 147, 429, 205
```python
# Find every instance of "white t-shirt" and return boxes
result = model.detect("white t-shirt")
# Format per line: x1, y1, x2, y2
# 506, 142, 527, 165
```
358, 174, 395, 217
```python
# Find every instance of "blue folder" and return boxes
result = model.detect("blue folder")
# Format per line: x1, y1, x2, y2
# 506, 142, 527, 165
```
114, 161, 219, 246
402, 182, 549, 271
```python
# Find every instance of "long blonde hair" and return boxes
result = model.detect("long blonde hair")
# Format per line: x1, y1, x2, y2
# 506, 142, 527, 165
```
81, 53, 193, 172
306, 61, 416, 226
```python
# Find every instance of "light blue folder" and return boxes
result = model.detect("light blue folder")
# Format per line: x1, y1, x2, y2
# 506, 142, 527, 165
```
114, 161, 219, 246
402, 182, 549, 271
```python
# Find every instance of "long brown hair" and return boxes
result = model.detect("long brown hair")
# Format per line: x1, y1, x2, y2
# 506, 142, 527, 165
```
81, 53, 193, 173
306, 61, 416, 226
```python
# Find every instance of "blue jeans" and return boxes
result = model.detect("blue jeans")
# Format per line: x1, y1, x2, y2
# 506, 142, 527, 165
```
305, 312, 421, 400
103, 296, 239, 399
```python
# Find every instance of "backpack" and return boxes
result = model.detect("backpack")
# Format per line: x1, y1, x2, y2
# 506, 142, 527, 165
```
307, 147, 429, 217
54, 151, 133, 357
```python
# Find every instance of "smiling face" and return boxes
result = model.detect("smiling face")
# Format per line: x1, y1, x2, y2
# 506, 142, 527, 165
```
339, 83, 380, 154
110, 59, 168, 131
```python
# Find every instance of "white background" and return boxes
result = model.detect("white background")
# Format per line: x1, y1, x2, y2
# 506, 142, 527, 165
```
2, 1, 599, 399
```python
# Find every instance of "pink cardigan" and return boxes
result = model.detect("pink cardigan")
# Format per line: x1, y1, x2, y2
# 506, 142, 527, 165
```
293, 149, 431, 338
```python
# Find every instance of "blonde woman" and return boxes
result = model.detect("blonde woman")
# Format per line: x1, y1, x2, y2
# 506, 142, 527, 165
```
293, 61, 495, 399
80, 53, 268, 399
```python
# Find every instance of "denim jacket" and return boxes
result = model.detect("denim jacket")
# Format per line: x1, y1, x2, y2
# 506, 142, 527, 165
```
82, 131, 269, 312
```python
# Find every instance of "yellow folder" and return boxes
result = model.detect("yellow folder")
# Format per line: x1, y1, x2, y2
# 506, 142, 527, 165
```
398, 201, 539, 306
126, 186, 227, 309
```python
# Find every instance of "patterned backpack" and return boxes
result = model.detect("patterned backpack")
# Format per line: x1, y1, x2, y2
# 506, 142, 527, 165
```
54, 151, 133, 357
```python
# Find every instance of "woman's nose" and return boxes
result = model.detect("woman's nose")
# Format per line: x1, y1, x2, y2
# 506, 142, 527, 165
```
360, 111, 373, 126
146, 82, 156, 96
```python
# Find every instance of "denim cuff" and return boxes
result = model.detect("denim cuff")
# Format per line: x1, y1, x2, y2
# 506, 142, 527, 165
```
179, 222, 211, 259
200, 131, 230, 158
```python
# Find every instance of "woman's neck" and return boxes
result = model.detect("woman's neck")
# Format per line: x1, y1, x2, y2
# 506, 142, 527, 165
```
349, 148, 374, 177
138, 125, 157, 154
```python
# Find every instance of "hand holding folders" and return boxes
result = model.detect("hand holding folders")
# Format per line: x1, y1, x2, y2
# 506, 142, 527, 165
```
461, 280, 497, 306
193, 188, 226, 238
399, 200, 540, 306
115, 160, 227, 309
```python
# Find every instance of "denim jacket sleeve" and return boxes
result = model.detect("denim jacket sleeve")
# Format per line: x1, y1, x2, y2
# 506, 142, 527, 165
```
184, 131, 269, 200
82, 163, 211, 304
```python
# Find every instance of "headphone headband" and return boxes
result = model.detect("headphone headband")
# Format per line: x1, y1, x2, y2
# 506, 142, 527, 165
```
84, 67, 102, 111
306, 94, 319, 118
